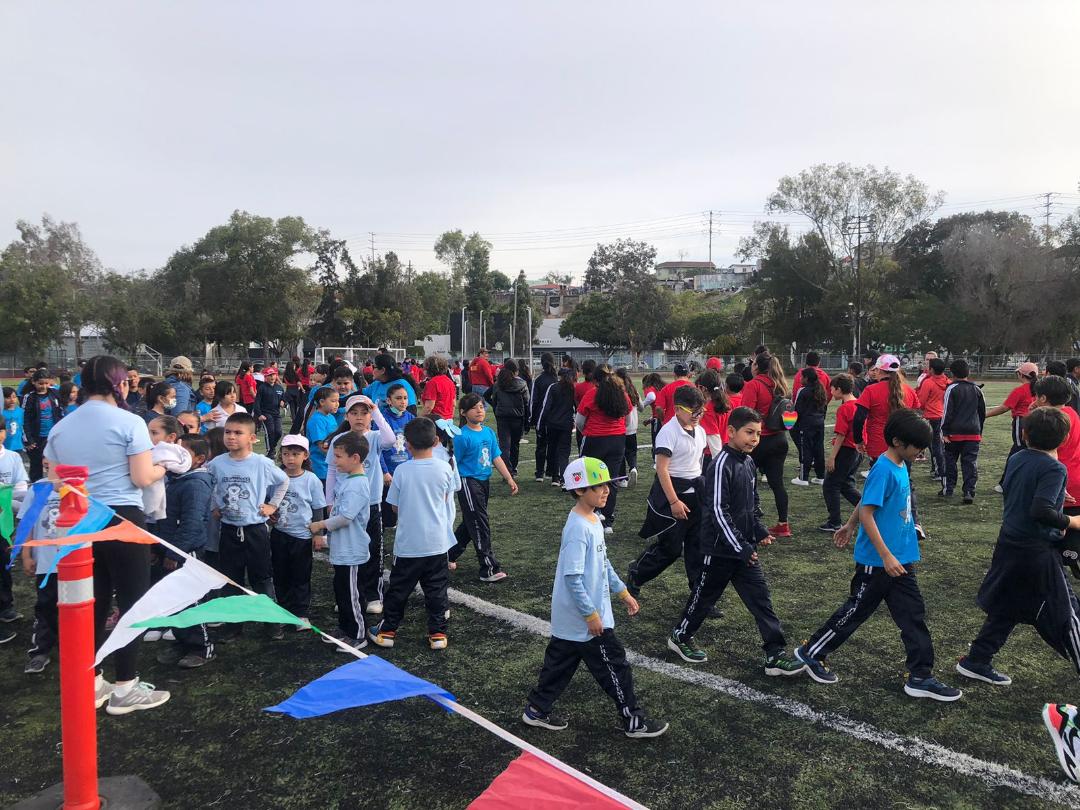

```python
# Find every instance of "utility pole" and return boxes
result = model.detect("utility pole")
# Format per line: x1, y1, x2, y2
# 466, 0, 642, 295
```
1042, 192, 1055, 241
703, 210, 719, 264
842, 214, 876, 356
368, 232, 376, 262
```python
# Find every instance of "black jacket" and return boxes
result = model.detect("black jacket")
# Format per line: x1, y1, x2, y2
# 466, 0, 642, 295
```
490, 377, 530, 419
793, 386, 826, 429
530, 369, 558, 426
253, 381, 285, 420
21, 389, 63, 444
699, 446, 769, 560
536, 383, 575, 432
941, 379, 986, 438
157, 468, 213, 558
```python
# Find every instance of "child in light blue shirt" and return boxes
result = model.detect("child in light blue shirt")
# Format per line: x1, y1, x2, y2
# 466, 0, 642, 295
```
522, 457, 667, 739
309, 431, 370, 650
370, 418, 456, 652
18, 474, 61, 672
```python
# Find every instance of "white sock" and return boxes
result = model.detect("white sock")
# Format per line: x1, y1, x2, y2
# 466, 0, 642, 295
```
112, 678, 137, 697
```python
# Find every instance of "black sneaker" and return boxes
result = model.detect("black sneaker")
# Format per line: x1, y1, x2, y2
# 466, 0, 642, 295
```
178, 652, 214, 669
0, 628, 15, 645
794, 644, 838, 684
764, 652, 807, 677
522, 705, 568, 731
707, 604, 723, 619
667, 631, 707, 663
939, 489, 954, 498
904, 675, 962, 702
0, 607, 22, 623
270, 624, 286, 641
24, 654, 49, 674
155, 646, 185, 666
962, 494, 974, 505
955, 657, 1011, 685
816, 522, 843, 534
624, 715, 669, 739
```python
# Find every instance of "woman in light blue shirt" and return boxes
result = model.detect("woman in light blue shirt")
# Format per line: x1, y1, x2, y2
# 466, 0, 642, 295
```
44, 355, 170, 714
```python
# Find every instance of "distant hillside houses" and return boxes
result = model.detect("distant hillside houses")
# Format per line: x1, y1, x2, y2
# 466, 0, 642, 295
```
655, 260, 759, 292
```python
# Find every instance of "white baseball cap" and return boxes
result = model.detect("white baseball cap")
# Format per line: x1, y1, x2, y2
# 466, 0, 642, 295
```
280, 435, 310, 452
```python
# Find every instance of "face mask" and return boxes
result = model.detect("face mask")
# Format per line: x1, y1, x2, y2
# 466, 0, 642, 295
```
164, 399, 177, 410
389, 405, 404, 416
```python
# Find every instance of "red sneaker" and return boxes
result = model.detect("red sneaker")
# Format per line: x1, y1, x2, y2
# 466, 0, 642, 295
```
769, 522, 792, 538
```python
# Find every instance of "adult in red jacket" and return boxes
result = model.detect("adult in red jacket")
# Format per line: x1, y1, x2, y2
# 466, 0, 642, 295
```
235, 361, 257, 408
985, 362, 1039, 491
740, 353, 792, 537
469, 348, 495, 397
852, 353, 925, 537
575, 367, 631, 532
916, 357, 949, 480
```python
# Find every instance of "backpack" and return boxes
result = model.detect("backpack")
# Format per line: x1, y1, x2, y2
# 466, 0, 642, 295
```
762, 382, 795, 432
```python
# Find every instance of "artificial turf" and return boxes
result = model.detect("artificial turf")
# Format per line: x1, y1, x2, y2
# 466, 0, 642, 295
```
2, 380, 1077, 809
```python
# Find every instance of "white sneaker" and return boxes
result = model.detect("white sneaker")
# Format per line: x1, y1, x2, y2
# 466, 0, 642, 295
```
993, 484, 1003, 494
95, 675, 114, 709
106, 680, 170, 715
604, 526, 614, 536
519, 438, 529, 444
811, 478, 825, 485
628, 468, 638, 487
480, 571, 509, 583
860, 470, 870, 479
161, 629, 175, 642
616, 479, 629, 488
790, 477, 810, 487
366, 600, 384, 615
142, 630, 163, 642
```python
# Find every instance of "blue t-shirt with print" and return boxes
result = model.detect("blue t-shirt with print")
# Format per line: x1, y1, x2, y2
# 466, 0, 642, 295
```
453, 425, 501, 480
196, 401, 214, 433
386, 457, 456, 557
207, 453, 289, 527
18, 485, 61, 572
3, 406, 25, 451
37, 397, 55, 437
854, 455, 920, 566
380, 406, 414, 474
550, 511, 626, 642
327, 474, 370, 566
276, 470, 327, 540
306, 412, 339, 480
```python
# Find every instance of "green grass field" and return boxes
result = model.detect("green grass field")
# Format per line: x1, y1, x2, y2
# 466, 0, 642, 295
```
3, 380, 1079, 809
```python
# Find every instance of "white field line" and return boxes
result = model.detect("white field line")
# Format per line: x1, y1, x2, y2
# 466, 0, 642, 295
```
447, 587, 1080, 807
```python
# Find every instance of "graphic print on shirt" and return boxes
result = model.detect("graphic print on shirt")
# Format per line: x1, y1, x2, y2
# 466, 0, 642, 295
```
221, 477, 252, 523
480, 446, 491, 469
900, 490, 911, 525
44, 504, 60, 534
390, 431, 408, 463
276, 489, 301, 530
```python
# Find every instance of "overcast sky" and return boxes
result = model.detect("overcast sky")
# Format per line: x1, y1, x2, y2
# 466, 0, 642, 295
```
2, 1, 1078, 281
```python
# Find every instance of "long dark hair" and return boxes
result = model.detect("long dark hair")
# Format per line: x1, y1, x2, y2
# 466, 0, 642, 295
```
540, 352, 556, 375
146, 381, 173, 413
695, 370, 731, 414
374, 353, 418, 396
211, 380, 236, 408
458, 392, 484, 427
555, 367, 575, 400
801, 367, 827, 408
516, 358, 532, 387
236, 361, 251, 377
593, 366, 629, 419
496, 358, 519, 390
81, 355, 130, 409
615, 368, 641, 407
284, 361, 299, 385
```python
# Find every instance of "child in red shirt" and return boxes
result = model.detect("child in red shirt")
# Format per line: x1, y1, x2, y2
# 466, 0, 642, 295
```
986, 362, 1039, 493
819, 374, 862, 532
917, 358, 949, 481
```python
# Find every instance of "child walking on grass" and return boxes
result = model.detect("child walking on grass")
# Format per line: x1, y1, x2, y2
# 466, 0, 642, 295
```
522, 457, 668, 739
795, 408, 962, 702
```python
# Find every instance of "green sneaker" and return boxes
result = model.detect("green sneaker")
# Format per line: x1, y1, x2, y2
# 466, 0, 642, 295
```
764, 652, 807, 677
667, 631, 707, 663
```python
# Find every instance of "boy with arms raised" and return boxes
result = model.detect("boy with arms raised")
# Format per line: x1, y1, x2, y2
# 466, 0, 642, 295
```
796, 409, 962, 701
522, 457, 668, 738
667, 407, 804, 676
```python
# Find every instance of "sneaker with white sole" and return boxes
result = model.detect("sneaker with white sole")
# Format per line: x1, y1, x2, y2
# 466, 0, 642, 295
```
0, 607, 23, 623
794, 645, 838, 684
366, 600, 384, 615
624, 715, 669, 739
522, 705, 568, 731
993, 484, 1004, 494
335, 637, 368, 654
106, 680, 171, 715
790, 477, 810, 487
428, 633, 448, 650
604, 526, 614, 536
628, 467, 638, 487
904, 675, 962, 702
764, 653, 807, 677
95, 676, 114, 709
142, 630, 163, 642
667, 631, 707, 663
1043, 703, 1080, 783
367, 622, 396, 648
480, 571, 508, 583
0, 628, 15, 645
955, 657, 1012, 685
534, 475, 545, 483
811, 478, 825, 485
24, 655, 50, 674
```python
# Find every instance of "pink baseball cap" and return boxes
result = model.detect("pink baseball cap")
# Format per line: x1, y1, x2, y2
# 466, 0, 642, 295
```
874, 354, 902, 372
280, 434, 310, 452
1017, 362, 1039, 377
706, 357, 724, 371
344, 394, 375, 412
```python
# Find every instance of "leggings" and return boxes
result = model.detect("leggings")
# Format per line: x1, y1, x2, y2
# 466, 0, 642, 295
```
94, 506, 151, 682
752, 432, 789, 523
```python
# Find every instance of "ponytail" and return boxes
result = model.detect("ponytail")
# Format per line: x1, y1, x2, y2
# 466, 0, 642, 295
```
886, 371, 905, 413
695, 370, 731, 414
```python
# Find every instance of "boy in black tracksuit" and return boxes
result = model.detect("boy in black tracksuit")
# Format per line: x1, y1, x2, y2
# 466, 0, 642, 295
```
253, 369, 286, 458
529, 357, 559, 482
21, 372, 63, 481
956, 406, 1080, 687
666, 406, 805, 676
941, 358, 986, 503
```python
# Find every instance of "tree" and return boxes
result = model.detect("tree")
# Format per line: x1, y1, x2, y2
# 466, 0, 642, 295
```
544, 271, 573, 286
559, 295, 624, 359
435, 230, 490, 313
584, 239, 657, 289
490, 270, 512, 291
97, 272, 171, 361
0, 247, 68, 355
667, 291, 743, 355
613, 279, 673, 365
160, 211, 319, 357
310, 231, 361, 346
4, 215, 105, 362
